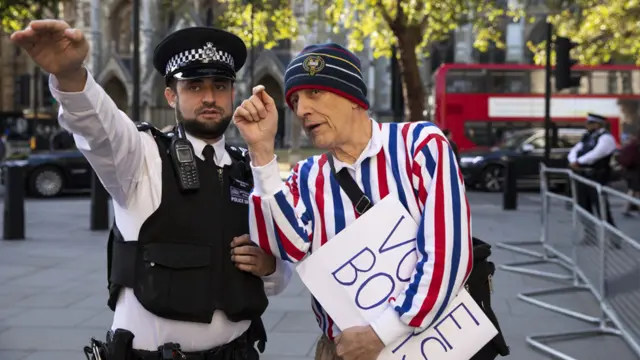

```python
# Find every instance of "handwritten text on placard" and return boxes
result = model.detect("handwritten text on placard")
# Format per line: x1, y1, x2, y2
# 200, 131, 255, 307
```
295, 195, 497, 360
331, 215, 417, 311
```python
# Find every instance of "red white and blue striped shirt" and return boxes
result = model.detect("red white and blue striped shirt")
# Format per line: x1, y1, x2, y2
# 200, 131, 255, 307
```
249, 120, 472, 346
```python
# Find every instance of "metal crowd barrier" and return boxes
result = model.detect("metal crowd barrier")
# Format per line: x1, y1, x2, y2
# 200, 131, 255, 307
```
496, 166, 574, 281
512, 163, 640, 359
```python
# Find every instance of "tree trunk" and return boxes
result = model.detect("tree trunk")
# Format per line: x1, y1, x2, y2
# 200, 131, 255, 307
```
395, 27, 426, 122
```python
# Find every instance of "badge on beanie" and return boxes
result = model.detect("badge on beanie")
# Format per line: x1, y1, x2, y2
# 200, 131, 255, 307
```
303, 55, 325, 76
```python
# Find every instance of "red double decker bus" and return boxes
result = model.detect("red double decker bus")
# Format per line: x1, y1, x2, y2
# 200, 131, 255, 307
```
429, 63, 640, 151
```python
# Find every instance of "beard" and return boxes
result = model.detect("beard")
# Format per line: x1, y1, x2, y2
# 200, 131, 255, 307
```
176, 100, 232, 140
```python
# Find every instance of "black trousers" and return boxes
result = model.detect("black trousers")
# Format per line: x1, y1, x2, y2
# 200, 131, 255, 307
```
575, 178, 621, 248
576, 181, 615, 227
87, 329, 259, 360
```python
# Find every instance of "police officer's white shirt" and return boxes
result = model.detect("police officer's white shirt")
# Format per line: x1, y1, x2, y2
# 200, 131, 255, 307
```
567, 129, 617, 165
49, 70, 292, 352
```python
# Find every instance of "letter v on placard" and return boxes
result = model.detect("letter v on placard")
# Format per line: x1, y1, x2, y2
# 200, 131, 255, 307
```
379, 215, 416, 254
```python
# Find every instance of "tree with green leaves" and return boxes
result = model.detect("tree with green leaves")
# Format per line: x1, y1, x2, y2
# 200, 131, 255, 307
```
525, 0, 640, 132
219, 0, 522, 122
0, 0, 60, 33
527, 0, 640, 65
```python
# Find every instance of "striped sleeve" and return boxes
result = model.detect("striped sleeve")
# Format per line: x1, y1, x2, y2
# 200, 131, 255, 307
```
248, 155, 313, 263
370, 125, 473, 345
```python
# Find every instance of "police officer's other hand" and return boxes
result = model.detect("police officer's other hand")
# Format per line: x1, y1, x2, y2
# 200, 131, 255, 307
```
334, 325, 384, 360
230, 234, 276, 277
570, 162, 580, 170
233, 86, 278, 158
10, 20, 88, 78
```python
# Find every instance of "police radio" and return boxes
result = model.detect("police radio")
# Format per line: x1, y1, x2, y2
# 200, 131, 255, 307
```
170, 122, 200, 191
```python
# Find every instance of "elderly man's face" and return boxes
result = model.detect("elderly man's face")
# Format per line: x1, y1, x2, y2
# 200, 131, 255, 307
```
290, 89, 355, 149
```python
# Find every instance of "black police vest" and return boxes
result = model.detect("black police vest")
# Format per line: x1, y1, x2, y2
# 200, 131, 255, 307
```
577, 129, 613, 182
106, 124, 268, 326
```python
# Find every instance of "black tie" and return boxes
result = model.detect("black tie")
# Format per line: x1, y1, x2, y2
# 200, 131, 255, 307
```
202, 145, 215, 165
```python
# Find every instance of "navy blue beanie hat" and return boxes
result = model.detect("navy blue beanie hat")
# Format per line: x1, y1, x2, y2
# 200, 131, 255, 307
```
284, 43, 370, 110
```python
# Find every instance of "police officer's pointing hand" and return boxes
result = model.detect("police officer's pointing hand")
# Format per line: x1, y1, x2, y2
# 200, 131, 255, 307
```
231, 234, 277, 277
10, 20, 88, 77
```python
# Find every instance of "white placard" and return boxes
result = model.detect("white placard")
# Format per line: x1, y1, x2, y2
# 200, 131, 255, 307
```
296, 196, 498, 359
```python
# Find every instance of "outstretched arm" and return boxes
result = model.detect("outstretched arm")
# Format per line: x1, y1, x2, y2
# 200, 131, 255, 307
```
50, 68, 145, 208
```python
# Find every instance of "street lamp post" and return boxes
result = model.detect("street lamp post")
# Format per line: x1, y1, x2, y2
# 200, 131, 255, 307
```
89, 0, 109, 231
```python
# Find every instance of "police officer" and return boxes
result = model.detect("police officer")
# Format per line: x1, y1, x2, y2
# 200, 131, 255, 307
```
568, 113, 618, 243
11, 20, 292, 359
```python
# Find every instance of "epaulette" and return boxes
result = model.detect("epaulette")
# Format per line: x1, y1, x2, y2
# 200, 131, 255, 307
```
135, 121, 154, 132
225, 144, 250, 163
136, 122, 173, 141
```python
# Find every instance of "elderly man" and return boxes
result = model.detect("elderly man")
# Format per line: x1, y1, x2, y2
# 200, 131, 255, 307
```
233, 43, 472, 360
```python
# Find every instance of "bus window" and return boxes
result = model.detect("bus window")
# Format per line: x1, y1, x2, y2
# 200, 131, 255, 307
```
446, 70, 486, 93
621, 71, 633, 94
488, 70, 531, 93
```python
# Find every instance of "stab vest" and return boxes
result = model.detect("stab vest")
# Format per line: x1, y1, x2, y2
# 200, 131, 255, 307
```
577, 129, 613, 183
106, 123, 268, 331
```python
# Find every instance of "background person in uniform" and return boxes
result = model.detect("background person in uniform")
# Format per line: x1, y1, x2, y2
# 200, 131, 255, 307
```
568, 113, 618, 243
11, 20, 291, 359
233, 43, 471, 360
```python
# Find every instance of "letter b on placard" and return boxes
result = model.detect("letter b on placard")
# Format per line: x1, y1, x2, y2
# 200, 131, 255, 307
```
331, 247, 376, 286
330, 247, 396, 311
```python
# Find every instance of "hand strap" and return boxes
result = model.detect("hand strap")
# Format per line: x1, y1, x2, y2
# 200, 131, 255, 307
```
326, 153, 372, 215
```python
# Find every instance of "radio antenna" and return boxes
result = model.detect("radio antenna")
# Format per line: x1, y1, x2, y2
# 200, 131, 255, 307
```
173, 104, 185, 139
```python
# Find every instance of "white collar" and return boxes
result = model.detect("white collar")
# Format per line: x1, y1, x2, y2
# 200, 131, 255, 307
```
332, 119, 383, 172
186, 132, 232, 167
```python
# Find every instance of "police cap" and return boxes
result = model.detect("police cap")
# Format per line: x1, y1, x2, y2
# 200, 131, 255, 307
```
153, 27, 247, 85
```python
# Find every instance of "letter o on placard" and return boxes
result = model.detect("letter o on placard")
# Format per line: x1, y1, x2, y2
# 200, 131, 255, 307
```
355, 273, 395, 310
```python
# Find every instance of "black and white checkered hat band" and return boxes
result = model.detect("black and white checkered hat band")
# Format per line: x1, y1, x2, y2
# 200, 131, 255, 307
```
165, 43, 235, 75
587, 114, 606, 123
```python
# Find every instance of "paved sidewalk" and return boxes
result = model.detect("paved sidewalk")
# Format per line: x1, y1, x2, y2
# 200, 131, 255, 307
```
0, 192, 638, 359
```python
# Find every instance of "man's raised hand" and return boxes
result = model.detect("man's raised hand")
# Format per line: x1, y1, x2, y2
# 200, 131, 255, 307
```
10, 20, 89, 78
233, 85, 279, 161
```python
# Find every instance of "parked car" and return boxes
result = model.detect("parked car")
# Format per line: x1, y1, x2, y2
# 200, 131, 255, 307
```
458, 128, 586, 192
1, 149, 92, 197
0, 126, 178, 197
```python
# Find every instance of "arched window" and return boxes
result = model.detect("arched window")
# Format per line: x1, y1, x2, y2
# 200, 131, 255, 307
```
110, 1, 133, 56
